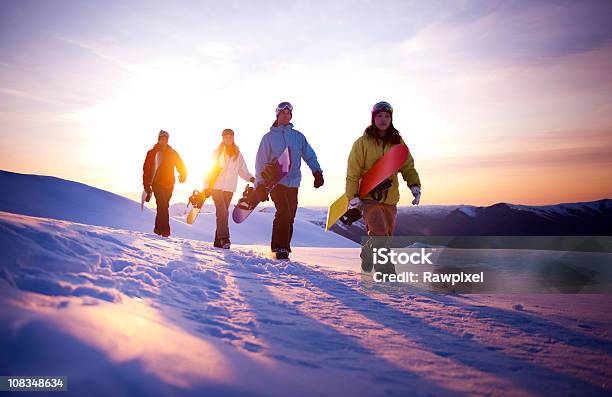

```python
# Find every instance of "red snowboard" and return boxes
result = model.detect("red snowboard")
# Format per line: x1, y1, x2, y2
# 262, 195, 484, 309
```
325, 144, 409, 231
358, 144, 409, 198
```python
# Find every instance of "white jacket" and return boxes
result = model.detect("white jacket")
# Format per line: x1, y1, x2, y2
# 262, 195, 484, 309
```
203, 147, 254, 193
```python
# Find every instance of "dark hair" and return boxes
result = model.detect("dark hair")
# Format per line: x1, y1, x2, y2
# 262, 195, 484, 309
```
364, 123, 401, 144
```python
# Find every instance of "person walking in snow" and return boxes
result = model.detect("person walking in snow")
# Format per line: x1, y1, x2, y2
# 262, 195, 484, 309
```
344, 101, 421, 273
254, 101, 324, 260
142, 130, 187, 237
204, 128, 255, 249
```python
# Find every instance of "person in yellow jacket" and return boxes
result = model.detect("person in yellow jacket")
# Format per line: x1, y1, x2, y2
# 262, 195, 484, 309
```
345, 101, 421, 272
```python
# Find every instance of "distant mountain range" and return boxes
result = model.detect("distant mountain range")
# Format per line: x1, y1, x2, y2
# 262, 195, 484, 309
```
2, 169, 610, 247
327, 200, 612, 243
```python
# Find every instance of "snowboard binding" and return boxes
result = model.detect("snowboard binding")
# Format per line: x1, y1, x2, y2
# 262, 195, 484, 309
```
188, 189, 205, 209
370, 178, 392, 201
340, 208, 362, 226
261, 157, 282, 186
235, 185, 257, 211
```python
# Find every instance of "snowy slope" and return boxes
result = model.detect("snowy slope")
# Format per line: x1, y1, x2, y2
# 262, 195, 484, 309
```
0, 170, 355, 248
1, 211, 611, 396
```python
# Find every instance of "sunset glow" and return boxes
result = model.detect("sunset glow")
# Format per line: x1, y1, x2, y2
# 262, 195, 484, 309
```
1, 1, 611, 206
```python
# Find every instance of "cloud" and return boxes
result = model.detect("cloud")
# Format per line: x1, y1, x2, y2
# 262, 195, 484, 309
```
402, 1, 612, 67
422, 127, 612, 171
0, 88, 68, 106
55, 36, 139, 73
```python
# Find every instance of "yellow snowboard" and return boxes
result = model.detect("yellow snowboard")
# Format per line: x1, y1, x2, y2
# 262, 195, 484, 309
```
325, 194, 348, 231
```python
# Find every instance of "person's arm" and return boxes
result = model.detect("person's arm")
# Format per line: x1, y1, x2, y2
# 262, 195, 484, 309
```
237, 153, 255, 182
300, 133, 322, 173
398, 140, 420, 188
142, 150, 153, 192
345, 138, 364, 199
255, 135, 270, 186
203, 148, 220, 189
175, 151, 187, 183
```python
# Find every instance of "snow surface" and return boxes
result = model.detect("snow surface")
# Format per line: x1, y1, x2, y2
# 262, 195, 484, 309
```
0, 170, 355, 248
1, 211, 611, 396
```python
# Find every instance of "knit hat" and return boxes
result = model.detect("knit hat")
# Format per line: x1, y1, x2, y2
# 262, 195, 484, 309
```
158, 129, 170, 138
275, 101, 293, 117
222, 128, 234, 136
371, 101, 393, 124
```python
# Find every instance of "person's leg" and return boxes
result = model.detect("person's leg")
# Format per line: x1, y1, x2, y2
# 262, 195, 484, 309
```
270, 185, 291, 252
222, 191, 233, 245
286, 187, 299, 252
153, 187, 162, 235
211, 190, 226, 247
362, 200, 390, 236
154, 185, 172, 236
361, 200, 395, 274
384, 204, 397, 236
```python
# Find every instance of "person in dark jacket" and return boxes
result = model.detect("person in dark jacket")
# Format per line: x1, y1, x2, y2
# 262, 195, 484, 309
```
142, 130, 187, 237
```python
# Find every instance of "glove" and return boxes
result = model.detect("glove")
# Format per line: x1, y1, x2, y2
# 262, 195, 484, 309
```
204, 188, 212, 197
349, 197, 362, 209
255, 184, 269, 202
144, 191, 152, 202
410, 185, 421, 205
144, 185, 152, 194
249, 176, 255, 183
179, 174, 186, 183
313, 171, 324, 188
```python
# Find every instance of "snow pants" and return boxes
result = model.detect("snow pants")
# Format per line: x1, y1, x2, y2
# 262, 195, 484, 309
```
361, 200, 397, 236
153, 184, 173, 236
360, 200, 397, 274
211, 189, 234, 247
270, 184, 299, 252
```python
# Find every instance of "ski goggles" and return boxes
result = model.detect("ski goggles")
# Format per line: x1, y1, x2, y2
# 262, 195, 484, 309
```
275, 101, 293, 114
371, 101, 393, 114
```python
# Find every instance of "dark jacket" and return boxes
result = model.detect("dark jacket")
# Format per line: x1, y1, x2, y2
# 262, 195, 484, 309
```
143, 144, 187, 189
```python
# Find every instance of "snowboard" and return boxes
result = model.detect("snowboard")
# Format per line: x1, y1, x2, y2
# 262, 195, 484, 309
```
141, 152, 162, 211
325, 144, 409, 231
232, 147, 291, 224
186, 164, 223, 225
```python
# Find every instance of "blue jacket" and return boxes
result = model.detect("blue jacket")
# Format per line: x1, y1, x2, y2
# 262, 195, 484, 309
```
255, 123, 322, 188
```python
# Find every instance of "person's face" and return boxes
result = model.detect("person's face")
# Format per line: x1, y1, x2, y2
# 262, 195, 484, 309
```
277, 108, 292, 125
374, 112, 391, 133
158, 135, 169, 147
223, 134, 234, 146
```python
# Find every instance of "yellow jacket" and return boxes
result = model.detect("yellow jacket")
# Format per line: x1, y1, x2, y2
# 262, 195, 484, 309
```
345, 134, 420, 205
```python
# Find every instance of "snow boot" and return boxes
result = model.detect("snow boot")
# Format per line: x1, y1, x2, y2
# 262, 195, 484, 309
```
275, 248, 289, 260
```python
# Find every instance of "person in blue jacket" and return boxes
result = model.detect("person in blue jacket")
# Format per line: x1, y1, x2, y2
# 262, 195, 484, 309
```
255, 101, 324, 259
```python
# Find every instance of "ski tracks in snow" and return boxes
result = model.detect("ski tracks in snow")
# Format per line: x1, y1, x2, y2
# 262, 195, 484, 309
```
1, 212, 611, 396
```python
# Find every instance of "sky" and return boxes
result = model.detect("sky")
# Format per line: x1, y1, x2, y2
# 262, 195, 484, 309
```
1, 0, 612, 206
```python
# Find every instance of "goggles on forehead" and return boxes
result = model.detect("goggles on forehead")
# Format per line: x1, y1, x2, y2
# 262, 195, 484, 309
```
276, 102, 293, 113
372, 101, 393, 114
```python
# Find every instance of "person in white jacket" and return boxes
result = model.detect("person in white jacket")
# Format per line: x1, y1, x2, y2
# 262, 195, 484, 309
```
203, 128, 255, 249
